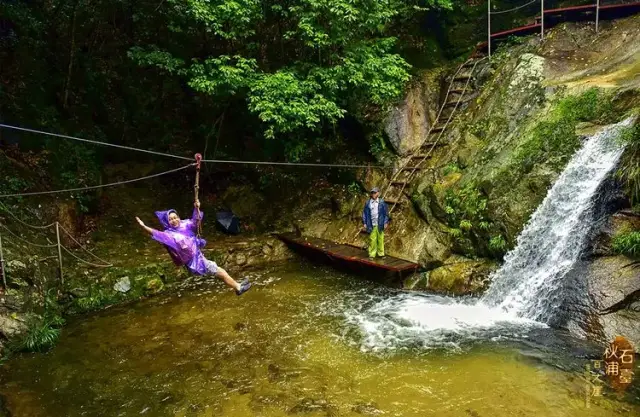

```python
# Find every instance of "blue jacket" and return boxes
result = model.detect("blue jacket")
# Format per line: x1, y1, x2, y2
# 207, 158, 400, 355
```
362, 198, 389, 233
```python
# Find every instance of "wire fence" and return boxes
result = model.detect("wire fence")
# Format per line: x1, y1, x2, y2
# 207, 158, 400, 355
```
0, 215, 113, 291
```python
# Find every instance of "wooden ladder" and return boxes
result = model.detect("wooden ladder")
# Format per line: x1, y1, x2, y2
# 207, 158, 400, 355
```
382, 54, 488, 214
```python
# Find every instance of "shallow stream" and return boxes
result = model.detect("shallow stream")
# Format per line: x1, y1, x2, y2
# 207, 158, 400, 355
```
1, 261, 638, 416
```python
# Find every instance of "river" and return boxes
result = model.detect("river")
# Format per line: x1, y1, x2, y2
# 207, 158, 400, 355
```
1, 261, 637, 417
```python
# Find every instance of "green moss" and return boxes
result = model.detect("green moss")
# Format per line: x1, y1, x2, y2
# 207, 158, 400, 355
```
513, 88, 616, 174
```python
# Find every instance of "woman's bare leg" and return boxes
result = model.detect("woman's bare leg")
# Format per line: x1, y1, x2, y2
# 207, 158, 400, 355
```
215, 267, 241, 291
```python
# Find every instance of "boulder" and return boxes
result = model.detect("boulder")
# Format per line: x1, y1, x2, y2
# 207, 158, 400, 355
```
579, 256, 640, 352
426, 257, 497, 295
0, 313, 27, 339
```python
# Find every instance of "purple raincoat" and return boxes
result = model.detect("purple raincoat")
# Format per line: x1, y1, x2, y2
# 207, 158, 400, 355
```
151, 208, 209, 275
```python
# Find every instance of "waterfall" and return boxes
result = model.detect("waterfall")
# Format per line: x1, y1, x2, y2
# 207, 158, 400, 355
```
481, 117, 632, 323
338, 117, 633, 351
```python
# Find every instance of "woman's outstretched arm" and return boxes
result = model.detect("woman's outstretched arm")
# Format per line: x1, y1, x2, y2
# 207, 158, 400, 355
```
136, 217, 157, 235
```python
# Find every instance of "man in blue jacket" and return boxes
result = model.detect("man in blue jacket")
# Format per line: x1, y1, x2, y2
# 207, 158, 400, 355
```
362, 187, 389, 259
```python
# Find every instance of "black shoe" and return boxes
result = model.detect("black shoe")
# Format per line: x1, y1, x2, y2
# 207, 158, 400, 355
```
236, 279, 252, 296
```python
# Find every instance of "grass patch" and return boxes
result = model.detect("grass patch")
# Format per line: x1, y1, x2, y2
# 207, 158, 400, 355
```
13, 315, 64, 352
10, 290, 65, 353
611, 230, 640, 257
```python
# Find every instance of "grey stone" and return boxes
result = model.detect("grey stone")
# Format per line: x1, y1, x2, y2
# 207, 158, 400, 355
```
384, 73, 438, 156
113, 276, 131, 293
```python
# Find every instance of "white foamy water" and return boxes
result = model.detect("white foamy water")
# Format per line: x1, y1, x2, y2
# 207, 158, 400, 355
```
343, 293, 542, 351
339, 117, 633, 351
482, 117, 632, 322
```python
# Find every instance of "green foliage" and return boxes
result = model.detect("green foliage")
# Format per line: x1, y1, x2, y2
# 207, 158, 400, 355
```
15, 316, 63, 353
488, 235, 507, 255
442, 163, 461, 176
444, 183, 496, 256
615, 121, 640, 204
444, 183, 489, 230
48, 141, 102, 213
128, 0, 452, 159
347, 181, 362, 195
12, 289, 65, 353
248, 71, 346, 140
611, 230, 640, 257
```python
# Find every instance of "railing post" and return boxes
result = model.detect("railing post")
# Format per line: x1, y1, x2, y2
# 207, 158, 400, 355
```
55, 222, 63, 286
488, 0, 491, 58
0, 233, 6, 291
596, 0, 600, 32
541, 0, 545, 40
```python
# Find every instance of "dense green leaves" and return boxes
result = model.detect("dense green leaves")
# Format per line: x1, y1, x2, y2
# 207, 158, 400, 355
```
1, 0, 453, 165
129, 0, 450, 155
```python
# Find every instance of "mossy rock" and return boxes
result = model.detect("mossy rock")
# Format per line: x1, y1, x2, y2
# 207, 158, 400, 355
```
145, 278, 165, 294
403, 272, 431, 290
427, 257, 497, 295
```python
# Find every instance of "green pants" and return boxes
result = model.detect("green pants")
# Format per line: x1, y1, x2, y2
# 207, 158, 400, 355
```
368, 226, 385, 258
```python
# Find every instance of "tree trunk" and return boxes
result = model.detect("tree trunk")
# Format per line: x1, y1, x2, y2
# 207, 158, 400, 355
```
63, 1, 79, 109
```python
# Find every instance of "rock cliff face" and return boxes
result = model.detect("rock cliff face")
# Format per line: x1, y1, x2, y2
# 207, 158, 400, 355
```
384, 72, 440, 156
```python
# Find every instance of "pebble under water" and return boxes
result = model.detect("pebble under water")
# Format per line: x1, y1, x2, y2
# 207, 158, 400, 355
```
0, 261, 638, 417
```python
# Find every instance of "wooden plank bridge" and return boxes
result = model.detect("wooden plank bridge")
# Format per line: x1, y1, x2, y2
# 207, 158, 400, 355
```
277, 233, 420, 279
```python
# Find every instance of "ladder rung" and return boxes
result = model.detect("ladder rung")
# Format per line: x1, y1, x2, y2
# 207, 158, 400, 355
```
411, 154, 430, 159
391, 180, 408, 186
449, 89, 466, 94
444, 96, 473, 107
401, 166, 422, 171
421, 142, 444, 149
453, 73, 473, 81
431, 125, 446, 133
385, 198, 402, 205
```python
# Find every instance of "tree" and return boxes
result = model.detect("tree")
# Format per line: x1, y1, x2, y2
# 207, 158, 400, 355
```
129, 0, 452, 159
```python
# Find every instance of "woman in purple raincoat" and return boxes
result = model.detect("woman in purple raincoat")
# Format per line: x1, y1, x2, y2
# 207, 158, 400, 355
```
135, 200, 251, 295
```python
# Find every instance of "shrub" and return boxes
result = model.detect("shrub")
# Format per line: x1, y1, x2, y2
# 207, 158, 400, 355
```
13, 315, 64, 353
488, 235, 507, 255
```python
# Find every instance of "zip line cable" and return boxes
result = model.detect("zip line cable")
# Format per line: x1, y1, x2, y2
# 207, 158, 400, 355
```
490, 0, 538, 14
0, 223, 57, 248
0, 124, 193, 162
57, 223, 113, 266
201, 158, 379, 168
0, 164, 194, 198
0, 123, 384, 170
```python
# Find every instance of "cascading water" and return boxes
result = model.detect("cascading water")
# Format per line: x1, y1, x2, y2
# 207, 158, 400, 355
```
481, 117, 632, 322
338, 117, 633, 351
